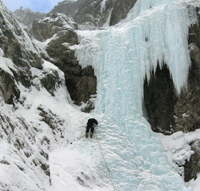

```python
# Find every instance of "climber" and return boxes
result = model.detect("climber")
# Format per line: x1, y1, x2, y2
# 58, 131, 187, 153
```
85, 118, 98, 138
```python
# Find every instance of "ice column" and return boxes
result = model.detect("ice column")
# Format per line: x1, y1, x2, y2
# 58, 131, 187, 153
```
76, 1, 197, 190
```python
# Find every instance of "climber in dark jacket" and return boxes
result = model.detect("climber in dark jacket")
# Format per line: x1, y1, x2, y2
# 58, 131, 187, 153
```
85, 118, 98, 138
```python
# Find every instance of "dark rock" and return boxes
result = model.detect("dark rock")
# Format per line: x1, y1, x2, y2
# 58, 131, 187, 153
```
0, 4, 44, 91
184, 140, 200, 182
143, 63, 177, 134
32, 13, 77, 41
37, 105, 65, 138
173, 9, 200, 133
50, 0, 136, 28
45, 29, 79, 66
14, 7, 46, 29
188, 7, 200, 48
0, 69, 20, 104
109, 0, 137, 26
0, 11, 43, 69
40, 162, 50, 177
39, 71, 62, 96
43, 24, 97, 107
65, 65, 97, 105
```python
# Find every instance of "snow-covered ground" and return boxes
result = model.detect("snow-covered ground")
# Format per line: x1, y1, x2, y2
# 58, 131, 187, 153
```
0, 58, 194, 190
157, 130, 200, 191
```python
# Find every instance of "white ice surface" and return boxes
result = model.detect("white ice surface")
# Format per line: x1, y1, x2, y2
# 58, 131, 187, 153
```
74, 0, 199, 190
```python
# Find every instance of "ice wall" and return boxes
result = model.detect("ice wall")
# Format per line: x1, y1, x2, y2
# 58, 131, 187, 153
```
76, 0, 197, 190
76, 0, 197, 124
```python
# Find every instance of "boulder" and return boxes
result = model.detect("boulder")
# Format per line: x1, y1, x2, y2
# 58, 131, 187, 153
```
32, 13, 78, 41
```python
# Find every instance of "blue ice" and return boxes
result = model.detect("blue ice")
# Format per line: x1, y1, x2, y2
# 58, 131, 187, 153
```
76, 0, 197, 190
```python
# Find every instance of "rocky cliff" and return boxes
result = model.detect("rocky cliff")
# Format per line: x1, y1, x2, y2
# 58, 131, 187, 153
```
14, 7, 46, 29
0, 1, 69, 189
50, 0, 137, 29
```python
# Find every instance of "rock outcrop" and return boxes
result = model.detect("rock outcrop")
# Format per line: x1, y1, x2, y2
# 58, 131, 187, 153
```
0, 68, 20, 104
0, 1, 44, 92
109, 0, 137, 26
0, 110, 51, 190
33, 13, 97, 107
14, 7, 46, 29
32, 13, 77, 41
0, 1, 44, 105
49, 0, 137, 29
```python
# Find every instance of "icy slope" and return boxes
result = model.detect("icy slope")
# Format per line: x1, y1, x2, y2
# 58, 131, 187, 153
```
5, 60, 112, 191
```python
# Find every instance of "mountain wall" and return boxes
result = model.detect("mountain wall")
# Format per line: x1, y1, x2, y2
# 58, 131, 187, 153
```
14, 7, 46, 29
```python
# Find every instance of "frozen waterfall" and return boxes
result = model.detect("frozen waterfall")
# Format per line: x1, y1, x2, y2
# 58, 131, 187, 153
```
76, 0, 197, 190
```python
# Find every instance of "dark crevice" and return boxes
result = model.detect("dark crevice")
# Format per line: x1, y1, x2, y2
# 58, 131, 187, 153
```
143, 63, 177, 135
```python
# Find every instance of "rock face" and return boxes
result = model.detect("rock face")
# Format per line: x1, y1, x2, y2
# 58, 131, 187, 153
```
15, 0, 136, 30
33, 13, 97, 107
0, 110, 51, 190
65, 65, 97, 105
0, 3, 73, 189
13, 0, 138, 108
143, 8, 200, 182
46, 29, 97, 105
0, 69, 20, 104
50, 0, 112, 29
50, 0, 137, 29
32, 13, 77, 41
0, 1, 44, 104
14, 7, 46, 29
184, 140, 200, 182
109, 0, 137, 26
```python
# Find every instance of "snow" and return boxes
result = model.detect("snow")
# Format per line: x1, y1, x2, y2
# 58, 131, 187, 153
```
156, 130, 200, 190
0, 54, 17, 76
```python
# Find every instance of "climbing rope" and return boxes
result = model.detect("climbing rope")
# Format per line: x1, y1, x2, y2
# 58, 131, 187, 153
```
95, 134, 116, 191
